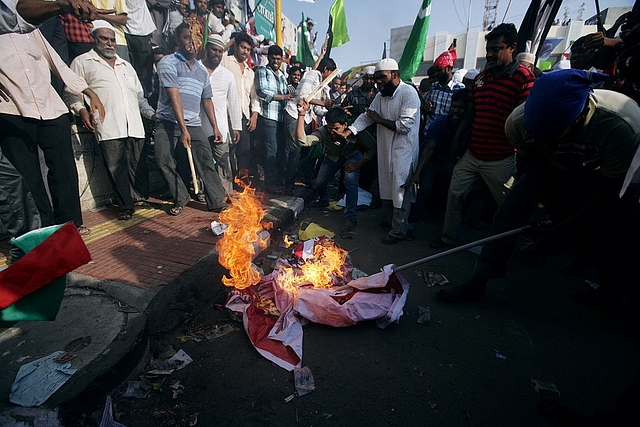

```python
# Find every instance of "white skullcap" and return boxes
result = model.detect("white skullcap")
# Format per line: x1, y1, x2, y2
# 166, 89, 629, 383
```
90, 20, 116, 34
516, 52, 536, 65
453, 68, 468, 82
207, 34, 225, 49
375, 58, 398, 72
364, 66, 375, 75
256, 34, 265, 43
464, 69, 479, 80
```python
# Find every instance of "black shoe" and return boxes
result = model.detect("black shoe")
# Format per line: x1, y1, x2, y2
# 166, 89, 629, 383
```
537, 399, 592, 427
429, 237, 455, 249
379, 219, 392, 229
437, 281, 486, 303
381, 235, 404, 245
405, 229, 415, 241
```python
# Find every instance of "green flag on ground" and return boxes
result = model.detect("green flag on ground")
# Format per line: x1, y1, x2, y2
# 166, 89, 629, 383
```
398, 0, 432, 81
297, 13, 315, 68
329, 0, 349, 48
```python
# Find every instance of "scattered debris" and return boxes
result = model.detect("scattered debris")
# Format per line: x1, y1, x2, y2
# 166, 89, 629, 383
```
210, 221, 228, 235
189, 412, 199, 426
585, 279, 599, 290
417, 306, 431, 324
149, 349, 193, 371
9, 351, 77, 407
53, 352, 77, 363
531, 379, 561, 397
494, 350, 507, 360
65, 336, 91, 352
169, 381, 184, 399
99, 395, 127, 427
122, 380, 151, 399
298, 222, 334, 240
284, 394, 295, 403
422, 270, 449, 287
204, 324, 235, 340
294, 366, 315, 396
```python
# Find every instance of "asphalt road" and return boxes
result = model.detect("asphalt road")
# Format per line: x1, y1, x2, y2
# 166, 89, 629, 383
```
102, 201, 639, 427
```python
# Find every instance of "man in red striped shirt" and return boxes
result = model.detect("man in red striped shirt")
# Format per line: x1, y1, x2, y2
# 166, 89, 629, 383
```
430, 23, 535, 249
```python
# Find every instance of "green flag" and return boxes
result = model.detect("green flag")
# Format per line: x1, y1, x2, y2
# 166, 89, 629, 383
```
398, 0, 432, 81
297, 13, 315, 68
329, 0, 349, 48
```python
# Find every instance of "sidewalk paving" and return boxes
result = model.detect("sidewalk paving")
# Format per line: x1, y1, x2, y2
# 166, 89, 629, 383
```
0, 188, 311, 425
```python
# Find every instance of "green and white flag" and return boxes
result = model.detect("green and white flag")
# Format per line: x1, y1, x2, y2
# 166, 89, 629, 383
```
329, 0, 349, 48
398, 0, 432, 81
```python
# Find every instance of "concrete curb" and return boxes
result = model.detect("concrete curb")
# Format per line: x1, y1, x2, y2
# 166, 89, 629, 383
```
0, 190, 312, 425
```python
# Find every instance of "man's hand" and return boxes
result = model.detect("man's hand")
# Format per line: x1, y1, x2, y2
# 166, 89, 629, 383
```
79, 108, 96, 132
344, 161, 360, 173
365, 108, 382, 123
401, 173, 421, 189
297, 99, 310, 116
213, 127, 223, 144
60, 0, 115, 22
323, 99, 334, 108
339, 128, 353, 140
232, 130, 240, 143
0, 82, 11, 102
180, 128, 191, 148
84, 89, 106, 124
247, 113, 258, 132
342, 105, 353, 116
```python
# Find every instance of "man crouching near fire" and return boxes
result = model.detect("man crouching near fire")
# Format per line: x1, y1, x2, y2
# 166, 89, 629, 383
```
295, 99, 376, 236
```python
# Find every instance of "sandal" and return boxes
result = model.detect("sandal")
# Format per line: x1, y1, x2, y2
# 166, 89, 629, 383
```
169, 205, 183, 216
77, 226, 91, 236
117, 209, 133, 221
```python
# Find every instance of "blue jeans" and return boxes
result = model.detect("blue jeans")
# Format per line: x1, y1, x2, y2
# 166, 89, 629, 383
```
314, 151, 362, 223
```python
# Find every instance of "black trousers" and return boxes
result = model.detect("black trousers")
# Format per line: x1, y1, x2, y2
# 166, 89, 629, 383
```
0, 146, 41, 237
124, 33, 153, 96
0, 114, 83, 227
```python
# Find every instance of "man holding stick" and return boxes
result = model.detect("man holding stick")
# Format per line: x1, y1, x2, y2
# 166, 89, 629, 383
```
154, 22, 226, 215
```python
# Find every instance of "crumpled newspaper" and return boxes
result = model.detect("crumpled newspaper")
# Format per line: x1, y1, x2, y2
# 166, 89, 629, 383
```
10, 351, 77, 407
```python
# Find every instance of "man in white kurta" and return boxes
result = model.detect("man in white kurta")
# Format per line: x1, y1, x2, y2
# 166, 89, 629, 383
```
346, 58, 420, 244
67, 21, 155, 220
201, 34, 242, 195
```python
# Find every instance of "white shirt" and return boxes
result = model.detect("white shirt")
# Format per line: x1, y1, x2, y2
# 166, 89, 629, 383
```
123, 0, 156, 36
0, 30, 88, 120
67, 49, 154, 141
200, 64, 242, 141
350, 82, 421, 208
284, 69, 326, 124
221, 53, 258, 120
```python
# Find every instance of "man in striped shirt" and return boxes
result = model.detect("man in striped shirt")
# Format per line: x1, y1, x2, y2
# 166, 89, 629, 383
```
430, 23, 535, 249
154, 23, 226, 215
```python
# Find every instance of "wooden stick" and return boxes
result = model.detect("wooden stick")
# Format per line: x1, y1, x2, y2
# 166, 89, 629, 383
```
186, 146, 200, 195
304, 68, 341, 102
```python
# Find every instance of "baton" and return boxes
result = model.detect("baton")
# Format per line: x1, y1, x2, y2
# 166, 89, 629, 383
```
393, 226, 531, 274
186, 146, 200, 195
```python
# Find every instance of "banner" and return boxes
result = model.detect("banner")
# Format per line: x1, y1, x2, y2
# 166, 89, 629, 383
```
329, 0, 349, 48
254, 0, 276, 41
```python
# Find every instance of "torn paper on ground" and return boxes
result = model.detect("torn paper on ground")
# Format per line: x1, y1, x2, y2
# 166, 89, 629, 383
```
9, 351, 77, 407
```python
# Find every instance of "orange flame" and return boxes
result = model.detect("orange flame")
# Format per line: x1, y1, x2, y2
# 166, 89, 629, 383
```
283, 235, 293, 248
275, 239, 348, 294
216, 182, 272, 289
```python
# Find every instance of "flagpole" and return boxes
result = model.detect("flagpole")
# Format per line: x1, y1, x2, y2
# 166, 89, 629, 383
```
467, 0, 472, 32
275, 0, 282, 47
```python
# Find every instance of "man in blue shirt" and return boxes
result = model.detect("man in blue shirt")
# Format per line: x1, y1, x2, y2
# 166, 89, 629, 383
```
155, 22, 226, 215
254, 44, 294, 192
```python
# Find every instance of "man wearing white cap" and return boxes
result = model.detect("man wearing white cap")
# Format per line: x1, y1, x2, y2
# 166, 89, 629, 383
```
66, 20, 157, 221
201, 33, 242, 195
515, 52, 536, 74
341, 58, 421, 244
341, 66, 378, 118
